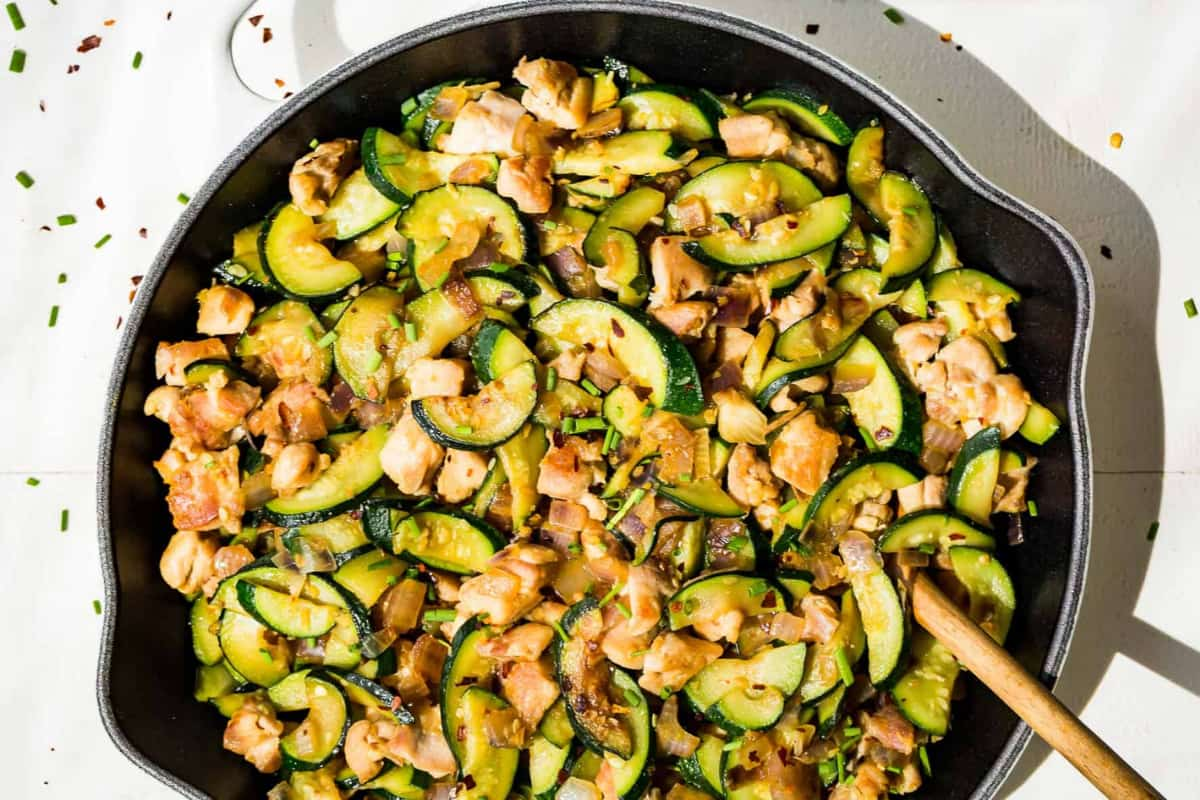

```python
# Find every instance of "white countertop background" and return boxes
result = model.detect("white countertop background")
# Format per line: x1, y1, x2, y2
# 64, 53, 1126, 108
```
1, 0, 1195, 796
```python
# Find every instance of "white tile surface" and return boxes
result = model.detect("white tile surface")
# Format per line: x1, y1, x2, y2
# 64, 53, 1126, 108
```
0, 0, 1195, 797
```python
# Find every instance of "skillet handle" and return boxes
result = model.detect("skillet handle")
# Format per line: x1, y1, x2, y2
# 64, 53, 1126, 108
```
912, 573, 1163, 800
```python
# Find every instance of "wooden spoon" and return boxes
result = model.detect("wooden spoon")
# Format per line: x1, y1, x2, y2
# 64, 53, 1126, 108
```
912, 573, 1163, 799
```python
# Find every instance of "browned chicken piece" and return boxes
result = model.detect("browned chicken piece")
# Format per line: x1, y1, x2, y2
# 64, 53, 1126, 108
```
580, 522, 631, 593
715, 327, 756, 366
499, 658, 562, 728
785, 133, 841, 191
405, 357, 468, 399
798, 593, 842, 643
196, 285, 256, 336
288, 138, 359, 216
713, 388, 768, 445
154, 338, 229, 386
839, 531, 882, 576
497, 155, 553, 214
638, 632, 723, 695
154, 444, 244, 532
770, 270, 825, 332
457, 542, 560, 625
527, 600, 569, 627
648, 235, 714, 307
344, 716, 401, 783
478, 622, 556, 661
442, 91, 528, 157
270, 442, 329, 494
200, 544, 255, 597
223, 697, 284, 773
924, 336, 1030, 438
640, 412, 697, 484
247, 381, 333, 444
159, 529, 219, 596
385, 635, 446, 701
830, 761, 889, 800
894, 320, 949, 376
726, 443, 781, 508
512, 56, 592, 130
993, 455, 1037, 513
376, 578, 427, 635
896, 474, 949, 517
536, 435, 604, 501
719, 112, 791, 159
583, 349, 630, 393
436, 449, 489, 504
601, 616, 656, 671
380, 411, 445, 495
650, 301, 715, 340
860, 702, 917, 755
144, 380, 261, 450
981, 374, 1032, 438
770, 410, 840, 495
547, 347, 586, 382
387, 702, 456, 778
623, 562, 674, 637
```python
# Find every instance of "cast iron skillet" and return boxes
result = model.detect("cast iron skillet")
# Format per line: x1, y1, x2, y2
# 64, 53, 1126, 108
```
96, 2, 1093, 797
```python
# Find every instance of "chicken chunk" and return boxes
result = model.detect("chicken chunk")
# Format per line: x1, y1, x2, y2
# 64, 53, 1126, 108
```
716, 328, 756, 367
344, 716, 400, 783
638, 632, 723, 695
223, 697, 284, 773
713, 389, 768, 445
159, 529, 219, 596
798, 594, 841, 643
623, 562, 673, 637
270, 442, 329, 494
387, 703, 456, 778
436, 449, 489, 504
650, 301, 715, 340
925, 337, 1030, 438
726, 443, 781, 508
770, 411, 840, 495
154, 445, 245, 532
457, 542, 560, 625
648, 236, 714, 307
201, 544, 255, 597
288, 138, 359, 216
196, 285, 256, 336
861, 702, 917, 755
478, 622, 555, 661
784, 133, 841, 191
537, 435, 604, 501
145, 380, 261, 450
154, 338, 230, 386
442, 90, 528, 157
896, 474, 948, 517
894, 320, 949, 373
719, 112, 791, 159
513, 57, 592, 130
406, 357, 468, 399
499, 658, 562, 728
497, 155, 553, 214
247, 381, 333, 444
984, 373, 1032, 439
770, 271, 825, 332
380, 412, 445, 495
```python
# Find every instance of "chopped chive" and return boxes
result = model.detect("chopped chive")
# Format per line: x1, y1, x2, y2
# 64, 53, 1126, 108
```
622, 687, 641, 707
177, 192, 189, 204
94, 233, 112, 249
1027, 499, 1039, 517
414, 496, 434, 509
918, 745, 932, 776
308, 137, 319, 149
641, 404, 654, 418
422, 609, 457, 623
601, 425, 617, 455
1185, 298, 1197, 319
545, 366, 558, 391
551, 620, 569, 641
678, 472, 692, 483
542, 219, 558, 230
883, 7, 904, 24
316, 330, 338, 348
387, 312, 402, 329
92, 599, 102, 615
367, 558, 395, 571
386, 250, 406, 263
614, 601, 632, 619
431, 237, 449, 254
722, 739, 743, 752
10, 47, 25, 72
566, 542, 582, 555
599, 582, 624, 607
778, 497, 798, 514
561, 417, 576, 435
48, 304, 59, 327
14, 170, 33, 188
1147, 521, 1159, 542
748, 580, 770, 597
573, 417, 607, 433
56, 214, 76, 226
60, 508, 69, 531
885, 765, 902, 775
606, 486, 646, 530
580, 378, 601, 396
842, 726, 861, 737
486, 261, 510, 273
834, 646, 854, 687
57, 272, 67, 283
6, 3, 24, 31
835, 751, 846, 784
304, 325, 317, 342
726, 535, 749, 551
404, 321, 417, 341
26, 476, 39, 486
393, 278, 411, 294
630, 648, 650, 657
132, 50, 143, 69
917, 542, 936, 555
455, 424, 473, 435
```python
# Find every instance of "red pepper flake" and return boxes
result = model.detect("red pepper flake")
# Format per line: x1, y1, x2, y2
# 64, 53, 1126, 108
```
39, 225, 50, 232
274, 77, 285, 88
283, 91, 293, 99
138, 227, 147, 238
166, 11, 172, 20
248, 14, 263, 26
760, 591, 778, 609
131, 274, 144, 286
262, 27, 273, 44
611, 318, 625, 338
103, 19, 116, 27
66, 64, 79, 74
115, 315, 123, 329
77, 35, 102, 53
461, 775, 476, 790
669, 601, 683, 613
38, 99, 45, 111
949, 533, 966, 541
806, 23, 819, 34
95, 197, 106, 210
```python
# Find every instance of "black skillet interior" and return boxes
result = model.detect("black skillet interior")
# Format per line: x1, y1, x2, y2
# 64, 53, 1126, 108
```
97, 3, 1091, 798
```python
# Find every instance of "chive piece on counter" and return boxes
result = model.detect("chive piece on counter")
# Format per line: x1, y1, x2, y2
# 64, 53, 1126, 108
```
1185, 298, 1197, 319
48, 304, 59, 327
883, 7, 904, 24
544, 366, 558, 391
1147, 521, 1159, 542
834, 646, 854, 687
422, 608, 456, 623
56, 213, 76, 226
918, 745, 932, 776
404, 321, 417, 341
778, 497, 798, 514
366, 350, 383, 372
1027, 499, 1039, 517
60, 508, 69, 531
57, 272, 67, 283
15, 170, 33, 188
10, 47, 25, 72
94, 233, 112, 248
387, 312, 402, 329
177, 192, 189, 204
315, 330, 338, 348
580, 378, 600, 396
93, 599, 102, 615
132, 50, 143, 69
26, 476, 39, 486
6, 3, 24, 31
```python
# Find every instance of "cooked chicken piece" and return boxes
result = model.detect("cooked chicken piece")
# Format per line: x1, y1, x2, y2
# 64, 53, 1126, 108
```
344, 716, 401, 783
925, 337, 1030, 438
648, 236, 714, 307
457, 542, 560, 625
601, 616, 656, 671
719, 112, 791, 159
387, 703, 456, 778
583, 349, 630, 393
975, 297, 1016, 342
428, 81, 501, 122
497, 155, 553, 214
716, 328, 756, 367
154, 445, 244, 532
770, 270, 825, 332
852, 497, 894, 533
436, 449, 489, 504
513, 57, 592, 130
785, 133, 841, 191
993, 455, 1037, 513
479, 623, 555, 662
223, 697, 284, 773
768, 389, 800, 413
640, 412, 697, 484
638, 632, 723, 695
406, 357, 468, 399
651, 301, 715, 340
537, 435, 604, 501
385, 635, 446, 701
442, 91, 528, 157
145, 380, 261, 450
713, 388, 768, 445
581, 522, 631, 589
769, 410, 840, 495
861, 702, 917, 755
499, 657, 562, 728
798, 594, 842, 643
159, 529, 219, 596
896, 474, 948, 517
547, 347, 586, 382
838, 531, 882, 575
270, 442, 329, 494
154, 338, 230, 386
381, 412, 445, 495
376, 578, 427, 635
982, 373, 1032, 438
288, 138, 359, 216
247, 381, 333, 444
726, 443, 781, 508
830, 762, 889, 800
196, 285, 256, 336
890, 762, 923, 794
938, 335, 996, 382
623, 562, 673, 637
894, 319, 948, 370
200, 544, 255, 597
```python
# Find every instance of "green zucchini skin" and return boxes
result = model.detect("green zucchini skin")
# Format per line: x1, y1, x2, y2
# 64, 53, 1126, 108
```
949, 546, 1016, 645
682, 195, 852, 271
440, 617, 497, 769
258, 202, 362, 300
890, 629, 960, 735
263, 424, 389, 526
279, 672, 351, 771
741, 88, 854, 145
617, 84, 721, 141
947, 426, 1002, 526
555, 599, 636, 759
411, 361, 538, 450
392, 507, 506, 574
877, 509, 997, 553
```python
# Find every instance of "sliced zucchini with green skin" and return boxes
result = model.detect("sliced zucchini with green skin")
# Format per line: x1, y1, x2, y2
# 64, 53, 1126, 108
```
683, 194, 851, 270
194, 663, 241, 703
332, 547, 407, 607
582, 186, 665, 305
496, 422, 547, 530
891, 629, 960, 735
602, 384, 650, 438
556, 600, 636, 759
752, 347, 849, 408
1019, 399, 1061, 445
667, 160, 822, 233
678, 734, 726, 797
359, 764, 430, 800
950, 546, 1016, 645
926, 267, 1021, 306
183, 359, 246, 387
190, 595, 223, 666
603, 668, 653, 800
363, 127, 498, 206
554, 131, 683, 177
567, 175, 630, 202
392, 284, 484, 374
814, 683, 848, 736
294, 512, 371, 554
657, 516, 706, 581
267, 669, 311, 711
529, 735, 574, 800
849, 553, 908, 687
259, 202, 362, 299
834, 333, 923, 454
319, 166, 400, 240
264, 424, 388, 526
618, 84, 721, 141
466, 272, 533, 311
686, 154, 728, 177
742, 88, 853, 145
655, 477, 744, 518
280, 672, 350, 771
532, 298, 703, 414
411, 361, 538, 450
236, 581, 341, 638
218, 610, 292, 687
877, 509, 997, 553
761, 243, 835, 297
601, 56, 654, 88
772, 291, 871, 364
334, 285, 405, 401
214, 222, 276, 293
935, 298, 1010, 368
797, 590, 865, 703
393, 507, 505, 574
454, 687, 521, 800
925, 221, 963, 275
948, 426, 1002, 526
210, 689, 262, 718
796, 452, 921, 538
235, 299, 333, 386
538, 698, 575, 748
683, 643, 807, 732
775, 569, 814, 605
667, 572, 787, 634
878, 172, 937, 287
470, 319, 536, 385
440, 617, 498, 768
897, 277, 928, 318
846, 124, 887, 223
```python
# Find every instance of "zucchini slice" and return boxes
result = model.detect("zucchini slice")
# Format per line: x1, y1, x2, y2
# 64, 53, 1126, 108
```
582, 186, 665, 305
318, 166, 400, 240
949, 546, 1016, 645
617, 84, 721, 141
678, 734, 726, 797
667, 572, 787, 634
496, 422, 548, 530
891, 629, 960, 735
877, 509, 997, 553
363, 126, 498, 206
848, 552, 908, 687
666, 160, 822, 233
529, 735, 574, 800
554, 131, 683, 177
602, 384, 650, 438
752, 349, 847, 408
741, 88, 853, 145
814, 683, 848, 736
455, 687, 521, 800
797, 590, 865, 703
358, 764, 431, 800
925, 267, 1021, 306
332, 547, 407, 608
280, 672, 350, 771
235, 581, 341, 638
531, 298, 703, 414
771, 298, 871, 375
259, 202, 362, 299
292, 512, 371, 554
440, 617, 498, 768
947, 426, 1002, 525
683, 194, 851, 270
555, 600, 636, 758
333, 285, 405, 401
392, 508, 505, 574
603, 668, 653, 800
235, 299, 333, 386
846, 124, 887, 223
655, 477, 744, 518
194, 664, 241, 703
218, 610, 292, 687
793, 452, 921, 539
833, 334, 923, 453
411, 361, 538, 450
264, 424, 388, 526
190, 595, 224, 666
214, 221, 276, 293
683, 643, 808, 733
539, 699, 575, 748
392, 284, 485, 374
878, 172, 937, 286
775, 568, 814, 605
182, 359, 246, 387
1019, 399, 1061, 445
897, 277, 928, 318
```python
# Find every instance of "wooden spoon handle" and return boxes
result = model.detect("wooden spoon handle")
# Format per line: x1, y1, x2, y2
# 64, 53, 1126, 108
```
911, 573, 1163, 799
